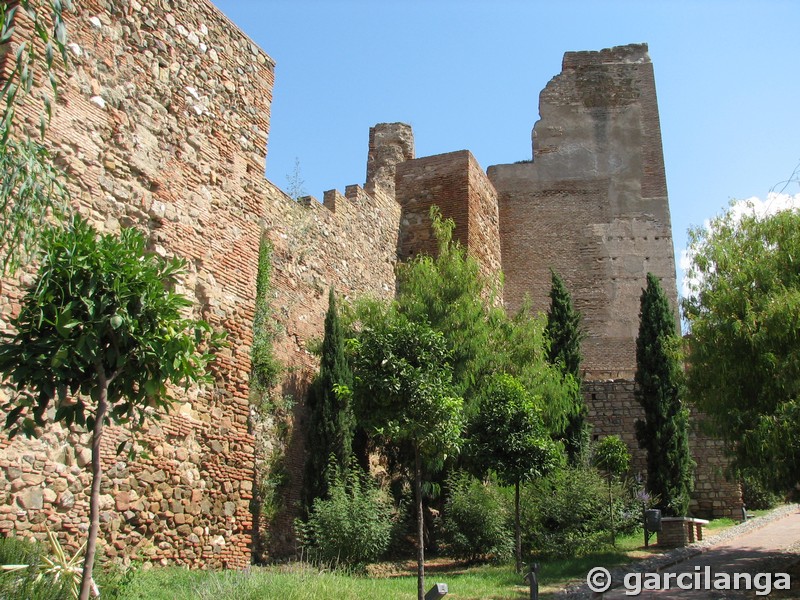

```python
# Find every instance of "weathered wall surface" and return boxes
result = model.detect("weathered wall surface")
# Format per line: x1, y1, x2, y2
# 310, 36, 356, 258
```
0, 0, 275, 569
0, 0, 401, 567
585, 380, 741, 519
395, 150, 501, 281
488, 44, 677, 379
490, 44, 739, 519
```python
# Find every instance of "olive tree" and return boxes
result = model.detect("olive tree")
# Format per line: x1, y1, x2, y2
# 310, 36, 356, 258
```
0, 217, 221, 600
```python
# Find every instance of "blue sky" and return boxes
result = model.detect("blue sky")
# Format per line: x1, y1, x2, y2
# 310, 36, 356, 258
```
212, 1, 799, 295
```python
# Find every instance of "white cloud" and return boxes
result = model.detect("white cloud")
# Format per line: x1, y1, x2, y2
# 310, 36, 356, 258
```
679, 192, 800, 299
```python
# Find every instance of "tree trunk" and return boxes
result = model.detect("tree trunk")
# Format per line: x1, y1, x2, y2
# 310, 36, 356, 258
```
80, 377, 109, 600
515, 480, 522, 573
609, 478, 615, 547
415, 446, 424, 600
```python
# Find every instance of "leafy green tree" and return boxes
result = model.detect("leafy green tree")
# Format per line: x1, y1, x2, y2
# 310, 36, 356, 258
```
395, 207, 575, 427
467, 373, 562, 572
303, 288, 354, 513
545, 269, 589, 465
395, 206, 493, 401
593, 435, 630, 545
683, 204, 800, 491
343, 313, 463, 600
0, 217, 220, 600
635, 272, 693, 517
489, 300, 578, 435
0, 0, 72, 275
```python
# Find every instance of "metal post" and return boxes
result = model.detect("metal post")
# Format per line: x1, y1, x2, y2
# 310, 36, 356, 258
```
523, 562, 539, 600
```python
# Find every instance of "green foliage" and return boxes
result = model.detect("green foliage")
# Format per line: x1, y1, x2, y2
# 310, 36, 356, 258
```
297, 458, 394, 568
741, 473, 782, 510
592, 435, 631, 546
466, 373, 562, 571
438, 471, 513, 561
0, 216, 220, 436
395, 206, 494, 401
635, 273, 694, 516
683, 205, 800, 492
304, 289, 355, 513
0, 0, 73, 275
394, 207, 573, 432
487, 301, 577, 434
347, 313, 463, 461
250, 237, 281, 396
467, 374, 562, 487
521, 467, 641, 559
593, 435, 630, 479
545, 270, 589, 464
0, 216, 221, 599
343, 308, 464, 598
0, 536, 73, 600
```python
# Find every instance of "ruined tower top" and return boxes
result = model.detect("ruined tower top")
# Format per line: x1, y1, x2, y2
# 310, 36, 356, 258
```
366, 122, 415, 196
489, 42, 677, 380
561, 42, 650, 69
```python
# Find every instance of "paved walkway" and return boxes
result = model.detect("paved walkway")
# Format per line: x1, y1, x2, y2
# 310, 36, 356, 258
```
565, 505, 800, 599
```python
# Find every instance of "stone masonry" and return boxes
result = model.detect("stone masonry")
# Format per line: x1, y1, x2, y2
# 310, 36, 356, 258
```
0, 1, 740, 570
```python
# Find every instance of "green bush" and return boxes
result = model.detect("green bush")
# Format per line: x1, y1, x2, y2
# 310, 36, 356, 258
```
521, 467, 640, 558
438, 471, 513, 561
0, 536, 72, 600
297, 461, 393, 568
741, 474, 782, 510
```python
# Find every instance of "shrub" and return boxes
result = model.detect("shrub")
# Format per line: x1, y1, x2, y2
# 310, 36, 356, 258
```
741, 474, 782, 510
521, 467, 640, 558
438, 471, 513, 562
297, 460, 393, 568
0, 536, 72, 600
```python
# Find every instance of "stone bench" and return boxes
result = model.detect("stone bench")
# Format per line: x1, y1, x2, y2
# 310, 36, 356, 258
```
657, 517, 710, 547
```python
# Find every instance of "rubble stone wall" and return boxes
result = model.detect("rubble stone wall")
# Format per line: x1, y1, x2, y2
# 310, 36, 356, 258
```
585, 380, 742, 519
0, 0, 401, 567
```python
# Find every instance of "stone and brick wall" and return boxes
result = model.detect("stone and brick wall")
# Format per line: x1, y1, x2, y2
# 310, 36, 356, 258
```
0, 7, 742, 571
0, 0, 401, 567
488, 43, 678, 380
395, 150, 501, 282
585, 380, 742, 519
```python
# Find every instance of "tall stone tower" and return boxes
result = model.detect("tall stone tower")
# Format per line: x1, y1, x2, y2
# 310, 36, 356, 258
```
488, 43, 677, 380
487, 44, 740, 518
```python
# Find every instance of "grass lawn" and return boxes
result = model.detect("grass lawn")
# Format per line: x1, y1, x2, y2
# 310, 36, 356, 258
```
114, 530, 655, 599
112, 518, 750, 600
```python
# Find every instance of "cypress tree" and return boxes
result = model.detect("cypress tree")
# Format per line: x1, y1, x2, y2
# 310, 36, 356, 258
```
634, 273, 694, 516
303, 288, 354, 512
545, 269, 589, 465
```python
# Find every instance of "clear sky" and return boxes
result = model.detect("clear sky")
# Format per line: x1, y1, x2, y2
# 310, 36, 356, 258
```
211, 0, 799, 296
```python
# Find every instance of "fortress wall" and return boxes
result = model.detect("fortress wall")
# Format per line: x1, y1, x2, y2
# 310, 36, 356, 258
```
0, 0, 401, 567
491, 44, 739, 518
585, 380, 742, 519
0, 7, 742, 565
